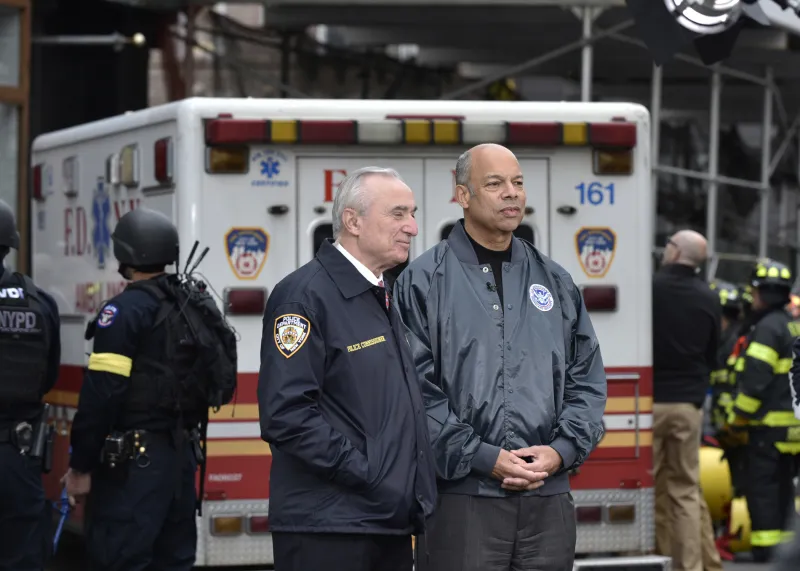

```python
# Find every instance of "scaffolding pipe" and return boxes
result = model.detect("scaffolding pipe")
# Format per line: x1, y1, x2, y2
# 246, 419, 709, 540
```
581, 7, 593, 102
769, 112, 800, 177
607, 32, 770, 87
439, 19, 634, 100
706, 70, 722, 277
759, 67, 774, 258
652, 165, 765, 191
650, 63, 662, 247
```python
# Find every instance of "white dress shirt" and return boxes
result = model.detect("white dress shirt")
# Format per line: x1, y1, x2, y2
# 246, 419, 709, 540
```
334, 242, 384, 286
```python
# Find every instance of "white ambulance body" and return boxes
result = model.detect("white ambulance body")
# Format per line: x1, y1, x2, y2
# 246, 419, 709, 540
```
32, 97, 654, 567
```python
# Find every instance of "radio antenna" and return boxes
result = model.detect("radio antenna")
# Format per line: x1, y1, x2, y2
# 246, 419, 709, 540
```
187, 246, 210, 276
183, 241, 199, 275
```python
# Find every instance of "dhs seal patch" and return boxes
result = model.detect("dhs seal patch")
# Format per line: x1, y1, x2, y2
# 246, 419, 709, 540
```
274, 314, 311, 359
97, 304, 119, 328
576, 227, 616, 278
529, 284, 554, 312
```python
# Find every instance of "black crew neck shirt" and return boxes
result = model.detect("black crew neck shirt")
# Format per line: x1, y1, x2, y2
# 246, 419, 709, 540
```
464, 225, 512, 306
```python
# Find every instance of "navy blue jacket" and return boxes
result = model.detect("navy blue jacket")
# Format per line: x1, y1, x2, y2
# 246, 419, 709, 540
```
258, 239, 437, 535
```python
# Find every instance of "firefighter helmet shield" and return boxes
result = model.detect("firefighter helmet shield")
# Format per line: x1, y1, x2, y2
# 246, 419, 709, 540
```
709, 279, 741, 311
111, 208, 179, 268
751, 259, 793, 290
0, 199, 20, 250
700, 445, 733, 523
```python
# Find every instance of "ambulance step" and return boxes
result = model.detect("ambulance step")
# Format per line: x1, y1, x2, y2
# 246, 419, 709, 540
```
573, 555, 671, 571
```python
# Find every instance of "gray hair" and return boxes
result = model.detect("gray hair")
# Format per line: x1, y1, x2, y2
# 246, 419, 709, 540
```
331, 166, 403, 240
454, 150, 475, 196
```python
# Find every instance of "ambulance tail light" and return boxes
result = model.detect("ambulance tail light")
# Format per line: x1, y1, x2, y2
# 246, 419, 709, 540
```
582, 286, 617, 312
607, 504, 636, 524
224, 287, 267, 316
206, 146, 249, 174
210, 514, 243, 536
575, 505, 603, 524
154, 137, 174, 184
32, 164, 44, 201
247, 514, 270, 534
594, 149, 633, 175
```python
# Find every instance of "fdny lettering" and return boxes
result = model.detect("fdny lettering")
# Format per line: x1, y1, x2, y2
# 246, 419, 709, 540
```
0, 287, 24, 299
0, 310, 39, 333
64, 199, 140, 258
75, 281, 128, 314
323, 169, 348, 203
450, 169, 459, 203
274, 314, 310, 359
347, 335, 387, 353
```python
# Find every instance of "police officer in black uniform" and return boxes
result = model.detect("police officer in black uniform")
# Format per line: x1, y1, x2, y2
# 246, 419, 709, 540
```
727, 259, 800, 562
62, 208, 202, 571
0, 198, 61, 571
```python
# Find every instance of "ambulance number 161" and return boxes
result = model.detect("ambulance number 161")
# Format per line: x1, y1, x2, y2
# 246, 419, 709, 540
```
575, 182, 615, 206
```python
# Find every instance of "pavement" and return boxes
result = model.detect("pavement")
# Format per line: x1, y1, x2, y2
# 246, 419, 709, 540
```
46, 532, 774, 571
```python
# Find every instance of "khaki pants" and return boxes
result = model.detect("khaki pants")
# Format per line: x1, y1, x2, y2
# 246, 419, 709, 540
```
653, 403, 713, 571
657, 489, 723, 571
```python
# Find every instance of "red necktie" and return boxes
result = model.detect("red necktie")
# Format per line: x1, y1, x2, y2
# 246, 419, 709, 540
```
378, 279, 389, 310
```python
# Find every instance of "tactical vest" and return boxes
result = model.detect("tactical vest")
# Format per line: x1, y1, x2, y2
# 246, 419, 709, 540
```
0, 272, 49, 408
98, 279, 202, 432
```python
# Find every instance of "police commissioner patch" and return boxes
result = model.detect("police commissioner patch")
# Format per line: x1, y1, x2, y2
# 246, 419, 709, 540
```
274, 314, 311, 358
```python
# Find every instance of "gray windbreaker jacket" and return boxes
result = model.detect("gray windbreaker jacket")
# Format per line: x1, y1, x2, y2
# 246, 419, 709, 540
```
393, 221, 607, 497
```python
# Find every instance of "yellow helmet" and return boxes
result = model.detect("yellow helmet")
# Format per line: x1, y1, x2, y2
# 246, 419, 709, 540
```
700, 446, 733, 522
727, 497, 751, 552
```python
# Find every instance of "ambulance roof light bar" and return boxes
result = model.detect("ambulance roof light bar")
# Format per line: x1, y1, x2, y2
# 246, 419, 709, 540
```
204, 118, 637, 149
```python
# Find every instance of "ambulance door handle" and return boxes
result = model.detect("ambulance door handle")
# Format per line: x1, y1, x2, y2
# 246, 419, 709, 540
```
556, 205, 577, 216
524, 206, 534, 215
268, 205, 289, 215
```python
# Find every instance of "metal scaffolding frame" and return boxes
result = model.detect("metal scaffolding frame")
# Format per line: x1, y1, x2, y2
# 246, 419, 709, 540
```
440, 7, 800, 277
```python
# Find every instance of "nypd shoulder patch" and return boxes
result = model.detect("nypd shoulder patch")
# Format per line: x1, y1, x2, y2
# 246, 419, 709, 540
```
97, 304, 119, 328
529, 284, 554, 312
274, 313, 311, 359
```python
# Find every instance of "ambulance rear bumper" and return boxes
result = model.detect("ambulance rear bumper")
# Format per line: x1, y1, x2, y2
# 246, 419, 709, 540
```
573, 555, 671, 571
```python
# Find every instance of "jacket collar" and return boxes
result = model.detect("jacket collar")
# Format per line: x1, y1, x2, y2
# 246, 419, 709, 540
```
317, 239, 377, 299
658, 263, 699, 278
447, 219, 527, 265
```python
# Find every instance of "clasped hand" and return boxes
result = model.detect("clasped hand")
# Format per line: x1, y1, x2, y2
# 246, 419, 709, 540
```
491, 445, 563, 492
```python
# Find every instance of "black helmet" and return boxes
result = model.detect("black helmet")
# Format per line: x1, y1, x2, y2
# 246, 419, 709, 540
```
740, 284, 754, 307
709, 279, 742, 312
751, 258, 793, 290
111, 208, 179, 268
0, 199, 20, 250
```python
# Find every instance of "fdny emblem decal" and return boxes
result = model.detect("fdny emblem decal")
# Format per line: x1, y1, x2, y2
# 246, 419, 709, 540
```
97, 304, 119, 328
529, 284, 554, 312
225, 227, 270, 280
274, 314, 311, 359
575, 227, 617, 279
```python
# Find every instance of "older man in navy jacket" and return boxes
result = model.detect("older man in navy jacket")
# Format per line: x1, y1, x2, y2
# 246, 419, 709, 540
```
258, 166, 437, 571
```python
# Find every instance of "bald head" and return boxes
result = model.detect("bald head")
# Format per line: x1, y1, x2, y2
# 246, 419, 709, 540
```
455, 144, 520, 195
668, 229, 708, 268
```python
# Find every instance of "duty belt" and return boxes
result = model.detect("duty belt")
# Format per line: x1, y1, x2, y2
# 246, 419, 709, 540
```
0, 421, 35, 455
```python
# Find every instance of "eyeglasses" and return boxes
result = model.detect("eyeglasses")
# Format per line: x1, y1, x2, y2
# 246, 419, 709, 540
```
666, 237, 678, 248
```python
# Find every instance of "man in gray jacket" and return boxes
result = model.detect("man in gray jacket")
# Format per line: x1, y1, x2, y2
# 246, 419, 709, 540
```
394, 143, 607, 571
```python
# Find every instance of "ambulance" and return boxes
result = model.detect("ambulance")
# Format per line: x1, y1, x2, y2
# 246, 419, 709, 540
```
31, 97, 656, 567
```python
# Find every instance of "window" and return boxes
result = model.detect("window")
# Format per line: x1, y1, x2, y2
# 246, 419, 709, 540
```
313, 222, 409, 280
440, 222, 535, 245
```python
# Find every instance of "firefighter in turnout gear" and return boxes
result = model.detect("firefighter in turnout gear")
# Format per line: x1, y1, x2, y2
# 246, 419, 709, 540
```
726, 259, 800, 563
708, 280, 748, 498
61, 207, 237, 570
709, 280, 743, 432
0, 199, 61, 571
